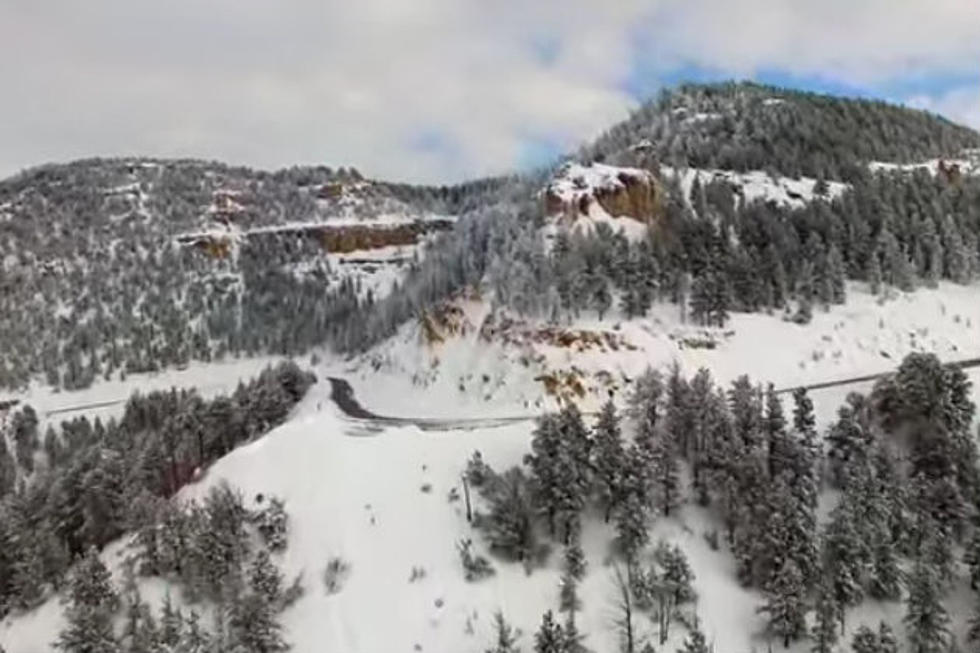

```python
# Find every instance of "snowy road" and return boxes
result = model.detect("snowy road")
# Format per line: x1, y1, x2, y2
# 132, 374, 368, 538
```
327, 377, 539, 431
775, 355, 980, 395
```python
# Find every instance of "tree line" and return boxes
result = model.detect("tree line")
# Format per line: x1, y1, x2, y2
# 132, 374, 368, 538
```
0, 361, 314, 618
476, 352, 980, 653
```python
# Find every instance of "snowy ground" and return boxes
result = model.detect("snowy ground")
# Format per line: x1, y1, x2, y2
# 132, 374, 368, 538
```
333, 281, 980, 427
3, 355, 287, 429
663, 166, 849, 210
5, 379, 978, 653
3, 281, 980, 652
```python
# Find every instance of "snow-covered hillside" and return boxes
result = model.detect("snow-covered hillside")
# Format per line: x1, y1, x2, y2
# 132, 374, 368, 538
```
337, 281, 980, 425
663, 166, 849, 210
0, 397, 764, 653
5, 362, 978, 653
869, 150, 980, 177
4, 277, 980, 652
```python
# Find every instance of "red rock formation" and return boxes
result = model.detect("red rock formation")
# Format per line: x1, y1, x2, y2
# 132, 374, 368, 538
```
543, 163, 662, 225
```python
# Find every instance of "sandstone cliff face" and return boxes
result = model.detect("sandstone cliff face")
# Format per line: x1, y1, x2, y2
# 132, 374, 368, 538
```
543, 162, 662, 226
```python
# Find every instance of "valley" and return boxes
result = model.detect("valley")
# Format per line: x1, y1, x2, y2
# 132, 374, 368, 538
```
2, 81, 980, 653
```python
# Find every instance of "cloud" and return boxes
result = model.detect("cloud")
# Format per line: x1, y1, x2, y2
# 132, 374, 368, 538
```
1, 1, 978, 183
906, 86, 980, 131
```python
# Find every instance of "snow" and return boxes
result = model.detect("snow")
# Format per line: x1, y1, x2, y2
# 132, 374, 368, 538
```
336, 281, 980, 427
664, 166, 849, 210
3, 278, 980, 651
869, 154, 980, 177
547, 162, 650, 203
0, 395, 769, 653
543, 162, 654, 241
8, 361, 979, 651
3, 355, 286, 429
244, 214, 455, 235
684, 111, 722, 124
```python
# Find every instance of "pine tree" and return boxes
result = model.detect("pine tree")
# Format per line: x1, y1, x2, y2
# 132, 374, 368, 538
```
55, 548, 120, 653
615, 492, 649, 563
10, 531, 47, 610
826, 245, 847, 304
527, 406, 592, 542
826, 399, 872, 489
628, 367, 664, 436
967, 591, 980, 649
534, 610, 565, 653
691, 269, 729, 327
851, 624, 880, 653
680, 618, 710, 653
791, 389, 816, 440
810, 579, 838, 653
226, 582, 289, 653
159, 592, 184, 648
965, 528, 980, 590
655, 542, 696, 605
478, 467, 537, 562
868, 536, 902, 601
877, 623, 898, 653
249, 549, 284, 606
563, 529, 587, 582
904, 557, 950, 653
559, 572, 581, 614
764, 383, 787, 477
526, 414, 565, 537
593, 400, 626, 523
254, 497, 289, 552
823, 502, 867, 618
179, 610, 212, 653
562, 610, 586, 653
651, 433, 681, 517
120, 567, 159, 653
593, 278, 612, 321
868, 252, 883, 295
757, 559, 807, 647
486, 611, 520, 653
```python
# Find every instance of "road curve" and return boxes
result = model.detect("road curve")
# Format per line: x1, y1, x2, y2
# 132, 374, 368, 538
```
327, 377, 539, 431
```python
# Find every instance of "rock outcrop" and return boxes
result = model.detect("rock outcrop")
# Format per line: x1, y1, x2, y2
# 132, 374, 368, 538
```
543, 162, 662, 225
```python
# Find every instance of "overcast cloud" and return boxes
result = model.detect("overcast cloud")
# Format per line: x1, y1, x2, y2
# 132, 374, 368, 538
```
1, 1, 978, 183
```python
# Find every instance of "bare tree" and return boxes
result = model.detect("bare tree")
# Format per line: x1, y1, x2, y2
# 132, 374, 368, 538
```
612, 564, 638, 653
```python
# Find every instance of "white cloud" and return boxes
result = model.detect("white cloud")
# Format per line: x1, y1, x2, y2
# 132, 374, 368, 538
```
906, 87, 980, 131
1, 1, 978, 183
641, 0, 980, 84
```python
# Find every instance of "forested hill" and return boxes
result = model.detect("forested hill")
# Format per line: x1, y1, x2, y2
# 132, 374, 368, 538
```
582, 81, 980, 181
0, 157, 509, 391
3, 83, 980, 393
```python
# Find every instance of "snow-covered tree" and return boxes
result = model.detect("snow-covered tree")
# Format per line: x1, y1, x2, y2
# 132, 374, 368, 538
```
253, 496, 289, 552
592, 400, 626, 522
758, 559, 807, 647
486, 611, 520, 653
904, 557, 950, 653
679, 619, 710, 653
534, 610, 565, 653
810, 579, 838, 653
55, 548, 120, 653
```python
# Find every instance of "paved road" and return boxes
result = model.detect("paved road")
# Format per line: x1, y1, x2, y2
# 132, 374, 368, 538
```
45, 398, 127, 418
327, 377, 539, 431
775, 356, 980, 395
34, 355, 980, 425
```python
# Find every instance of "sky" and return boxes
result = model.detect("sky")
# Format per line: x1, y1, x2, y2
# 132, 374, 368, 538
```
1, 1, 978, 184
